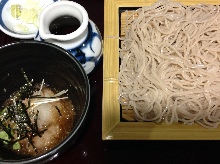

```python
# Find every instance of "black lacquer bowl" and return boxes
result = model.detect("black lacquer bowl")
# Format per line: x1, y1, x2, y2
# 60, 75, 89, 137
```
0, 41, 90, 163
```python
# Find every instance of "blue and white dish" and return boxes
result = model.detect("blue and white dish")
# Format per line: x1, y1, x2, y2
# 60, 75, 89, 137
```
35, 20, 103, 74
68, 20, 103, 75
0, 0, 59, 39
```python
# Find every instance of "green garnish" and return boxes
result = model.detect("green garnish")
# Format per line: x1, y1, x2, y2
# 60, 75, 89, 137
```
10, 0, 45, 32
13, 141, 20, 150
0, 131, 10, 142
0, 131, 20, 149
10, 4, 22, 18
0, 69, 68, 152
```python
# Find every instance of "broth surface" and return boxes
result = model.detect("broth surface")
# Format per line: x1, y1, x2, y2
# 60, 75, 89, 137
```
0, 78, 75, 157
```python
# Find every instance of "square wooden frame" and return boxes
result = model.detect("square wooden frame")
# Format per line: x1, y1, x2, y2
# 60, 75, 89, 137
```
102, 0, 220, 140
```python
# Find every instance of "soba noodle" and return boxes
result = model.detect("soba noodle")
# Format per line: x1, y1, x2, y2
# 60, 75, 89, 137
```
118, 0, 220, 128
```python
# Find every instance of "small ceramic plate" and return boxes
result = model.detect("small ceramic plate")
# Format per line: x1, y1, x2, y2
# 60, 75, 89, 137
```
0, 0, 59, 39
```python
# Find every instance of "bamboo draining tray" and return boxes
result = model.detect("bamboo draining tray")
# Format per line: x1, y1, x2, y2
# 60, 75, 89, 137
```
102, 0, 220, 140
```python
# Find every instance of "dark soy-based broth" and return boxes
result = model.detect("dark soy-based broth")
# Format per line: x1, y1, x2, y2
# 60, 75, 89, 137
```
49, 15, 81, 35
0, 78, 75, 159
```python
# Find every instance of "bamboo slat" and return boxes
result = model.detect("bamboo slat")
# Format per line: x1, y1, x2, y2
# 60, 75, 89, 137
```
120, 11, 138, 37
103, 0, 220, 140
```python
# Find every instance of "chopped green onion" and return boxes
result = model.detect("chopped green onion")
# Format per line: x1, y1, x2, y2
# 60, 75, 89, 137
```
10, 4, 22, 18
0, 131, 10, 143
10, 0, 45, 32
13, 142, 20, 150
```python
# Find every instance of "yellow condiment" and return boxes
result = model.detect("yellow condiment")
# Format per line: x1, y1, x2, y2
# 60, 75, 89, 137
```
10, 4, 22, 18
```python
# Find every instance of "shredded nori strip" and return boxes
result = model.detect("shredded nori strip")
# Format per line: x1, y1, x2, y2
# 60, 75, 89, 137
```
0, 69, 67, 153
55, 106, 62, 116
0, 69, 46, 152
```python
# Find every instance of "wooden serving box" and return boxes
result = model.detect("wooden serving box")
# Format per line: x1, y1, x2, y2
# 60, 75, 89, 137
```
102, 0, 220, 140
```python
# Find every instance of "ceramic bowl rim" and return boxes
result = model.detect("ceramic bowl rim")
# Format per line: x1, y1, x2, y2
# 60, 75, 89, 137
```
0, 40, 90, 164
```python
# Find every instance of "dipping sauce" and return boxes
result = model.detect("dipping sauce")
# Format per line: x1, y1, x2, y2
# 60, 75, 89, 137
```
0, 70, 75, 157
49, 15, 81, 35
